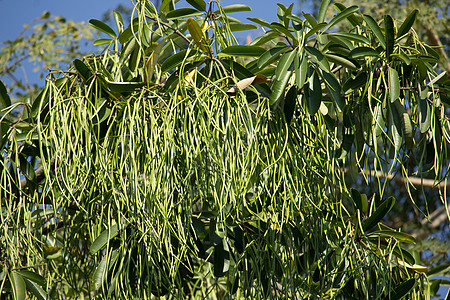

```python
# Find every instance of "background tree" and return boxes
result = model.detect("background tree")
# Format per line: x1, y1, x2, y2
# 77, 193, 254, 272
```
1, 0, 449, 299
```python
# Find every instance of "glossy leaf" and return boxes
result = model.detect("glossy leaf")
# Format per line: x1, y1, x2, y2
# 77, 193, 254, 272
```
104, 80, 146, 93
16, 270, 45, 287
229, 23, 258, 32
305, 68, 322, 115
351, 188, 368, 214
187, 18, 209, 54
161, 50, 198, 72
343, 72, 368, 92
0, 79, 11, 109
295, 52, 308, 89
90, 223, 119, 254
93, 38, 113, 46
218, 45, 266, 57
186, 0, 206, 11
369, 230, 416, 244
218, 4, 251, 14
11, 272, 26, 300
257, 45, 289, 69
89, 19, 117, 38
349, 47, 380, 58
397, 9, 418, 38
362, 14, 386, 49
23, 278, 47, 300
325, 53, 358, 70
214, 239, 230, 277
322, 71, 344, 110
328, 32, 370, 45
391, 278, 416, 299
284, 85, 297, 124
318, 0, 331, 23
362, 196, 395, 231
384, 15, 395, 59
73, 59, 92, 82
118, 20, 139, 45
166, 8, 202, 20
305, 22, 327, 39
334, 3, 361, 26
275, 50, 296, 79
389, 67, 400, 102
247, 17, 271, 28
323, 6, 359, 32
305, 46, 330, 72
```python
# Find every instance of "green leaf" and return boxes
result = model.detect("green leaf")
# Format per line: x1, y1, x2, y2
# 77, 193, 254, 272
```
322, 71, 344, 110
369, 230, 416, 244
166, 8, 202, 20
104, 80, 146, 93
391, 278, 416, 300
328, 32, 370, 45
269, 22, 296, 42
363, 196, 395, 231
305, 68, 322, 115
11, 272, 26, 300
323, 6, 359, 32
418, 85, 431, 133
23, 278, 47, 300
113, 11, 124, 33
93, 253, 109, 290
73, 59, 92, 82
257, 46, 289, 69
349, 47, 380, 58
362, 15, 386, 49
351, 188, 363, 212
343, 72, 368, 92
187, 18, 209, 53
324, 53, 358, 70
16, 270, 45, 287
218, 45, 266, 57
390, 100, 403, 152
305, 22, 327, 39
247, 17, 271, 28
214, 239, 230, 277
186, 0, 206, 11
161, 50, 198, 72
0, 80, 11, 109
427, 263, 450, 276
218, 4, 251, 14
397, 9, 418, 39
284, 85, 297, 124
303, 13, 317, 27
384, 15, 395, 59
118, 19, 139, 45
89, 19, 117, 38
389, 67, 400, 102
318, 0, 331, 23
90, 223, 119, 254
269, 50, 296, 105
93, 38, 113, 46
295, 52, 308, 89
334, 3, 361, 27
229, 23, 258, 32
305, 46, 330, 72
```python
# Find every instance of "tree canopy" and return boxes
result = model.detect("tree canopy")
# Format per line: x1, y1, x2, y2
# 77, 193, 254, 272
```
0, 0, 449, 299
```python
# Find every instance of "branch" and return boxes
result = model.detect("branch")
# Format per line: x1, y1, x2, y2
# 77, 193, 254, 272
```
364, 169, 450, 190
145, 15, 191, 44
20, 157, 56, 190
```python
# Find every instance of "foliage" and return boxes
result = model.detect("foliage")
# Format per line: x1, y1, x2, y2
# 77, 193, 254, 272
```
0, 11, 95, 104
1, 0, 449, 298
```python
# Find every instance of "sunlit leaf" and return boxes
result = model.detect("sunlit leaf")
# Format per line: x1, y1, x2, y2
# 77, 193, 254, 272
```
389, 67, 400, 102
362, 14, 386, 49
217, 4, 251, 14
90, 223, 119, 254
305, 46, 330, 72
186, 0, 206, 11
318, 0, 331, 23
323, 6, 359, 32
218, 45, 266, 57
349, 47, 380, 58
11, 272, 26, 300
166, 8, 202, 20
89, 19, 117, 38
93, 38, 113, 46
369, 230, 416, 244
187, 18, 210, 54
0, 79, 11, 109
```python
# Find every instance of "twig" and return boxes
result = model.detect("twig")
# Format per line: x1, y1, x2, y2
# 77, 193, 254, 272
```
145, 14, 191, 44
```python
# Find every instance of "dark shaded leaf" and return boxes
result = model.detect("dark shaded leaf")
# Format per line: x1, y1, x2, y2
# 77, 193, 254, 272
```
363, 196, 395, 231
305, 68, 322, 115
384, 15, 395, 59
257, 45, 290, 69
391, 278, 416, 300
166, 8, 202, 20
397, 9, 418, 38
16, 270, 45, 287
389, 67, 400, 102
73, 59, 92, 82
305, 46, 330, 72
161, 50, 198, 72
0, 79, 11, 109
369, 230, 416, 244
186, 0, 206, 11
349, 47, 380, 58
23, 278, 47, 300
325, 53, 358, 70
343, 72, 368, 92
322, 71, 344, 110
284, 85, 297, 124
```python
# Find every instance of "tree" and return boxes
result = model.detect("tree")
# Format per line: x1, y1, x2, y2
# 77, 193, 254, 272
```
1, 0, 449, 298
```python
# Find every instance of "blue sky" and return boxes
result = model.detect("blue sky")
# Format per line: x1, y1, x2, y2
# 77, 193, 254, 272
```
0, 0, 309, 42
